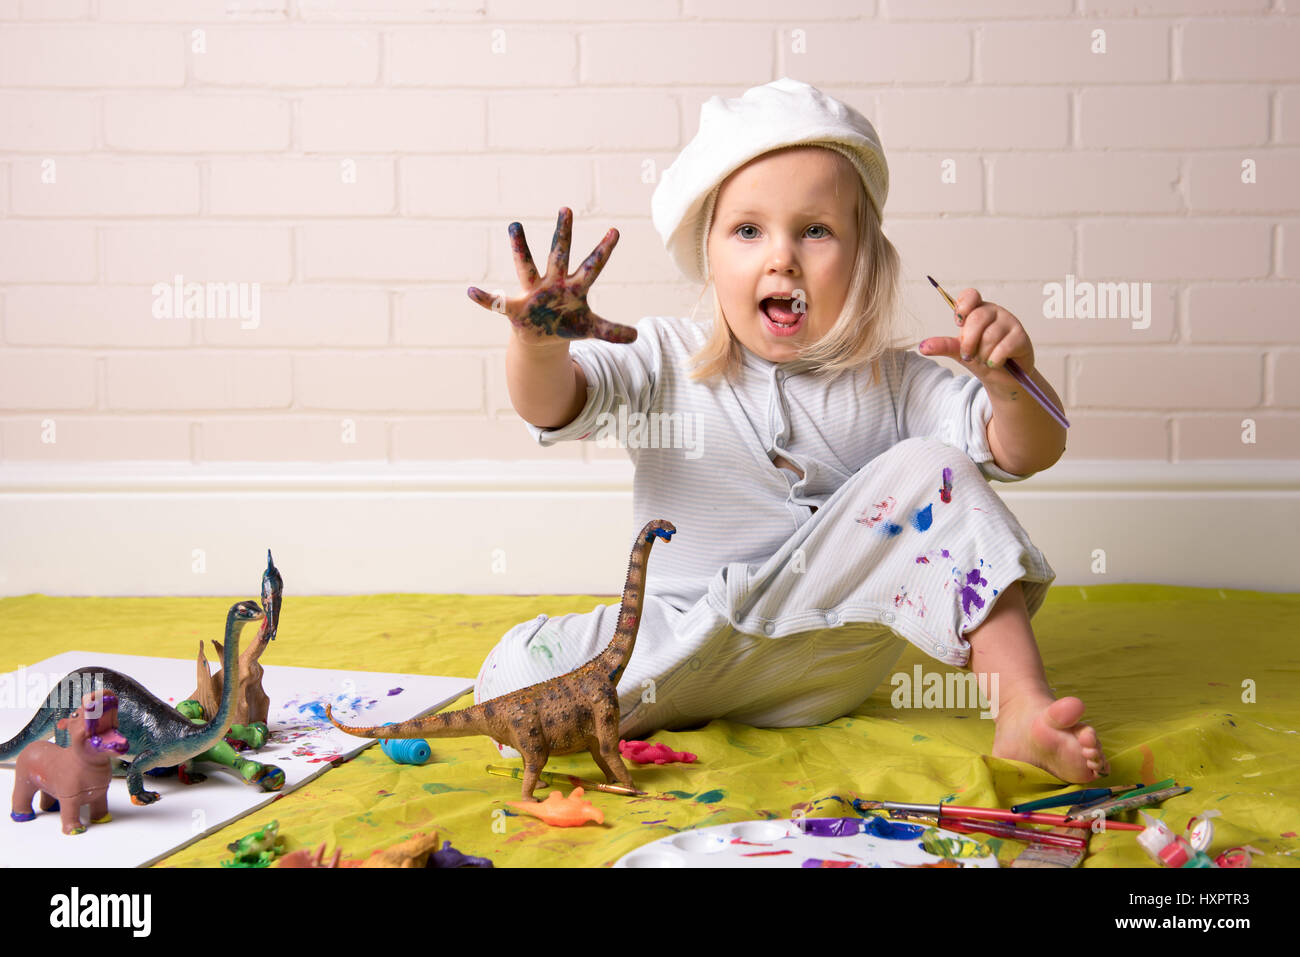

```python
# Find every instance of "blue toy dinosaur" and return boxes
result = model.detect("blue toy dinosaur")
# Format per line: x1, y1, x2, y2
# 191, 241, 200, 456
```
0, 600, 265, 805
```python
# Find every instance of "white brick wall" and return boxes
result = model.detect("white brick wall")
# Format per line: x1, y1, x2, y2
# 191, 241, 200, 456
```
0, 0, 1297, 472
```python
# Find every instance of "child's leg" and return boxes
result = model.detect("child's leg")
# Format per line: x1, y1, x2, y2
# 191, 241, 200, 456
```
966, 579, 1109, 783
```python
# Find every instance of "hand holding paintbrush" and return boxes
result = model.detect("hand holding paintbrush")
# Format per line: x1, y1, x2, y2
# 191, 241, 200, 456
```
922, 277, 1070, 429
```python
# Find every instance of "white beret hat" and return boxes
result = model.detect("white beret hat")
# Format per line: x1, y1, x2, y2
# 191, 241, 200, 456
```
651, 77, 889, 285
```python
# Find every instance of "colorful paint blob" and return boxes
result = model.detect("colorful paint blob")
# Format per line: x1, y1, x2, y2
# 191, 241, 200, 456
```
862, 816, 925, 839
960, 562, 990, 619
912, 503, 934, 532
803, 817, 861, 837
919, 828, 992, 859
802, 858, 861, 868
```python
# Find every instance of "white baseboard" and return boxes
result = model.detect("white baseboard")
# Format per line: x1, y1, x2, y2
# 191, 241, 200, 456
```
1, 460, 1296, 597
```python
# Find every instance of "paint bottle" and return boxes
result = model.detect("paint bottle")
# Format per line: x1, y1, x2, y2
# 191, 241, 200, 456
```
378, 723, 432, 765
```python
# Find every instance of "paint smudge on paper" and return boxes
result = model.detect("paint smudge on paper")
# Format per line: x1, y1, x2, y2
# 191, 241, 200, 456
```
742, 849, 792, 857
939, 467, 953, 503
283, 691, 380, 728
387, 687, 404, 696
292, 745, 341, 764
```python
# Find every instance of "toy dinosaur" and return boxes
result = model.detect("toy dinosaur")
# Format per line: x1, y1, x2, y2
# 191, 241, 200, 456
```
508, 786, 604, 827
276, 834, 494, 868
189, 549, 282, 728
10, 690, 129, 835
168, 550, 286, 791
222, 819, 285, 868
171, 699, 285, 791
0, 600, 264, 805
328, 519, 676, 800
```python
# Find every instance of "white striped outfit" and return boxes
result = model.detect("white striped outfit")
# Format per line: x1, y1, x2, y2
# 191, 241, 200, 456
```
474, 315, 1055, 747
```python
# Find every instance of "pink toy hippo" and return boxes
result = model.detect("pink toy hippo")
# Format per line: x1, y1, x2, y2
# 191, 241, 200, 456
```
11, 690, 129, 835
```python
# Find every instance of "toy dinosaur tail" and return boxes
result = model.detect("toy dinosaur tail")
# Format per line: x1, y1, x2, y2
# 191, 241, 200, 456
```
326, 700, 500, 740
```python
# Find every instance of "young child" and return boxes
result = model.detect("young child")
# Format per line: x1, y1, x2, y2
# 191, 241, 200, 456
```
466, 77, 1107, 784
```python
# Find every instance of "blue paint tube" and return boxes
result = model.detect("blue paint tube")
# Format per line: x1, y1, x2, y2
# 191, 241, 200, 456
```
378, 722, 432, 765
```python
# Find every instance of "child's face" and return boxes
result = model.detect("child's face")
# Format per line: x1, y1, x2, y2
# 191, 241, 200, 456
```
707, 146, 861, 363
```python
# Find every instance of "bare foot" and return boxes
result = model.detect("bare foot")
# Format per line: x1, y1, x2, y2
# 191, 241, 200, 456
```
992, 694, 1109, 784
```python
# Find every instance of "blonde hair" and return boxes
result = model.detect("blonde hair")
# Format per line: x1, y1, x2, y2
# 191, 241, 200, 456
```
685, 147, 906, 388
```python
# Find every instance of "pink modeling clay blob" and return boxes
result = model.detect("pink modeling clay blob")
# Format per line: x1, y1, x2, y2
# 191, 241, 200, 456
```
619, 739, 698, 765
508, 786, 604, 827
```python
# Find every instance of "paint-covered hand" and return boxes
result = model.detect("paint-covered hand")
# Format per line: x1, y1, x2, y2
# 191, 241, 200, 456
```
467, 207, 637, 346
918, 288, 1036, 385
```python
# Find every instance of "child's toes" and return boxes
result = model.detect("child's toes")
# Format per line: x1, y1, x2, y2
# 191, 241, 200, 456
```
1044, 695, 1086, 730
1076, 723, 1099, 749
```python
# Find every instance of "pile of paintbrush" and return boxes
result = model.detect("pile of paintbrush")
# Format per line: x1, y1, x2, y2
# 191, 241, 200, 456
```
854, 781, 1190, 865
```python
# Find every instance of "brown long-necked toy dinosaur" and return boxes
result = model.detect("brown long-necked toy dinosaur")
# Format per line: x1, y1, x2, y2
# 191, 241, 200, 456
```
327, 519, 675, 800
190, 549, 283, 728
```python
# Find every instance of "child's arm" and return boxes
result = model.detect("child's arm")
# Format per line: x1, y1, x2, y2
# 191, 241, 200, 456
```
468, 206, 634, 430
506, 335, 588, 430
984, 369, 1067, 476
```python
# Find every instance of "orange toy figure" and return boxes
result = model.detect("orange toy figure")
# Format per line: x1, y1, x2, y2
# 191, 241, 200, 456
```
508, 786, 604, 827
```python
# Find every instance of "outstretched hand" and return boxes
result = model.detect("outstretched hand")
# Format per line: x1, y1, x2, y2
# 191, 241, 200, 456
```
919, 288, 1036, 387
467, 206, 637, 345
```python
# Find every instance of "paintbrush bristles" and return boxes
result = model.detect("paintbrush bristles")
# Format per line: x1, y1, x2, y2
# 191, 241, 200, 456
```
926, 274, 957, 309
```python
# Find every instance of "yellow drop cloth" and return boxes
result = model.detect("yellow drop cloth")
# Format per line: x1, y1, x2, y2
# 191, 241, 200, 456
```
1, 585, 1296, 868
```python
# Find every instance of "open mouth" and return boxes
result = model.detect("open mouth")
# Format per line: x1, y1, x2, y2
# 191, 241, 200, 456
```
760, 297, 805, 336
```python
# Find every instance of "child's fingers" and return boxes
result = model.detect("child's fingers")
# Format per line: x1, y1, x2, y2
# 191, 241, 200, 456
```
547, 206, 573, 280
952, 287, 983, 318
958, 306, 996, 361
508, 221, 541, 290
974, 327, 1010, 367
467, 285, 509, 315
574, 227, 620, 290
985, 328, 1026, 369
918, 335, 961, 360
588, 312, 638, 345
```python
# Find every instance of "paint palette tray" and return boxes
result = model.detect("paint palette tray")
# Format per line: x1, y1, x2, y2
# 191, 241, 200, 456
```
614, 816, 1001, 868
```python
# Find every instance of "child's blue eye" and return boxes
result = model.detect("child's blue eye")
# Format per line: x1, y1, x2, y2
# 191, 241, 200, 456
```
735, 224, 830, 239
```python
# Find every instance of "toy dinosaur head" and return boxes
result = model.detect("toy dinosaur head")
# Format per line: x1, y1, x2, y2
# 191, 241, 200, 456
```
261, 549, 283, 642
232, 600, 265, 628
